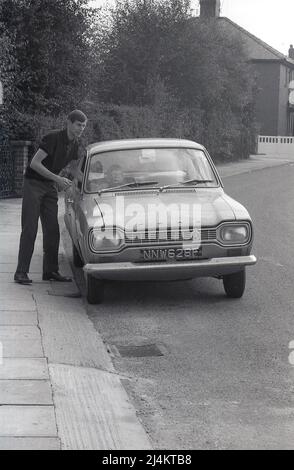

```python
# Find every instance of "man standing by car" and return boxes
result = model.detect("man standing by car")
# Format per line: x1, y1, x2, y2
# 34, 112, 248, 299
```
14, 109, 87, 285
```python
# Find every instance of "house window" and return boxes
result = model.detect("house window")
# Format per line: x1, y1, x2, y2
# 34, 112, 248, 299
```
286, 68, 294, 87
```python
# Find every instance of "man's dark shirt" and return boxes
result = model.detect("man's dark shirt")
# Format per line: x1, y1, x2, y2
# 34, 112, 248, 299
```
25, 129, 79, 182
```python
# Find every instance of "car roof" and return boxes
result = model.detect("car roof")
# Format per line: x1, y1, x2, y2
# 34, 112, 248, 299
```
87, 138, 205, 155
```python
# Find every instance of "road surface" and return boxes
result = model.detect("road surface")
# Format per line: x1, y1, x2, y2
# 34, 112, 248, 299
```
71, 163, 294, 450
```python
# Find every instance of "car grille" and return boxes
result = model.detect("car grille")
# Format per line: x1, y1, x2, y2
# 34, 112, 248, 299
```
124, 228, 217, 245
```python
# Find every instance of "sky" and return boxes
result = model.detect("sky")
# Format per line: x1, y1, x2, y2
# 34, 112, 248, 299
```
220, 0, 293, 55
91, 0, 294, 56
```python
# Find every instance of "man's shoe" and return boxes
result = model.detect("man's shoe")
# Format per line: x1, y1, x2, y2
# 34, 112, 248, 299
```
42, 271, 72, 282
14, 272, 32, 285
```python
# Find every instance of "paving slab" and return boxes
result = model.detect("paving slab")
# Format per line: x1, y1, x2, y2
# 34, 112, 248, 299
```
0, 311, 38, 325
0, 235, 21, 242
35, 293, 114, 370
1, 340, 43, 358
0, 380, 53, 405
0, 254, 42, 264
0, 437, 61, 450
31, 284, 52, 296
0, 358, 49, 380
0, 406, 57, 437
0, 282, 34, 292
0, 287, 35, 301
0, 274, 43, 284
21, 274, 46, 283
0, 226, 21, 233
0, 298, 36, 311
50, 363, 151, 450
47, 281, 81, 298
0, 326, 41, 340
0, 264, 42, 274
0, 215, 21, 225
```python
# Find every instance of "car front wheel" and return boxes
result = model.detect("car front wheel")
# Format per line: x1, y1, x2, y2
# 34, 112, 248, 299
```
86, 274, 104, 304
223, 269, 246, 298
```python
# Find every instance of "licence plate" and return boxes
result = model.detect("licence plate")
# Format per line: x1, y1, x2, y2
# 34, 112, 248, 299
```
141, 247, 202, 261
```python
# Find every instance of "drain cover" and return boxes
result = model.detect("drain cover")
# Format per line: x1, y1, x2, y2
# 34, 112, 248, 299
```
116, 344, 164, 357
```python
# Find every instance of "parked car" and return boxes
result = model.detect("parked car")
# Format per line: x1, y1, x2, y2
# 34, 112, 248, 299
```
64, 138, 256, 304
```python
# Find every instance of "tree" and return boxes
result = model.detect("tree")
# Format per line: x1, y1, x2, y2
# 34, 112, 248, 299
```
93, 0, 257, 159
0, 17, 18, 118
161, 19, 258, 158
0, 0, 258, 158
95, 0, 190, 105
0, 0, 97, 118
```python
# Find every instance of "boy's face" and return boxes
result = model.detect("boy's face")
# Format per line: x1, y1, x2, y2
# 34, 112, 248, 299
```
68, 119, 87, 139
109, 169, 124, 185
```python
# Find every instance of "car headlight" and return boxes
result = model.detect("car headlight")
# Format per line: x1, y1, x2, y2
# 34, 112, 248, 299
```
89, 228, 124, 252
219, 224, 250, 245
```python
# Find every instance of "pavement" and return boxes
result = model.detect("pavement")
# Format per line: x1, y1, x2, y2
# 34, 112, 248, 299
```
0, 206, 151, 450
216, 154, 293, 178
0, 153, 292, 450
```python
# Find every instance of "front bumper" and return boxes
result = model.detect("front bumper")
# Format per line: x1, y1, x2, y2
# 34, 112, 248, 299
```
83, 255, 257, 281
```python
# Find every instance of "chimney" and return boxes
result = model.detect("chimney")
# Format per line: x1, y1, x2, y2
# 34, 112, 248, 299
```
289, 44, 294, 59
200, 0, 221, 18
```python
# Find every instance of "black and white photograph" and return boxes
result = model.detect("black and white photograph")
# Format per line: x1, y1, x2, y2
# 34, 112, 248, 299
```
0, 0, 294, 453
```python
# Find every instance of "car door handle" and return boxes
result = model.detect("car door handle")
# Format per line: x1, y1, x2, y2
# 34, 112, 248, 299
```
66, 198, 74, 204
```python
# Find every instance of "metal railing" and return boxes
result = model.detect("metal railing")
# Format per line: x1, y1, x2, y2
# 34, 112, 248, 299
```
0, 128, 14, 198
257, 135, 294, 157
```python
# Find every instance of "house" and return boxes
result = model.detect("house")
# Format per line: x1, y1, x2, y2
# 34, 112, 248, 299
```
199, 0, 294, 136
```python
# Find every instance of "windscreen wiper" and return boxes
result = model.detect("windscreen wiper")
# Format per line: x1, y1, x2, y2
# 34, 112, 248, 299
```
181, 179, 214, 185
98, 181, 159, 195
159, 179, 214, 192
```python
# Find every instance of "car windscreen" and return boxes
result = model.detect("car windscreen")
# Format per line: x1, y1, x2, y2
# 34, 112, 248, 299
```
85, 147, 218, 193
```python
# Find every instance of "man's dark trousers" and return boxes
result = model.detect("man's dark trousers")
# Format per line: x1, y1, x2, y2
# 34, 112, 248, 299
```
16, 178, 60, 274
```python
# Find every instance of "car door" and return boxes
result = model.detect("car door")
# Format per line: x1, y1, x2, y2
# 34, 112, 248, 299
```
64, 155, 87, 248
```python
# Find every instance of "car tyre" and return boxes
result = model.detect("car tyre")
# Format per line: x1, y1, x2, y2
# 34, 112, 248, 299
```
86, 274, 104, 304
223, 269, 246, 298
73, 242, 84, 268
